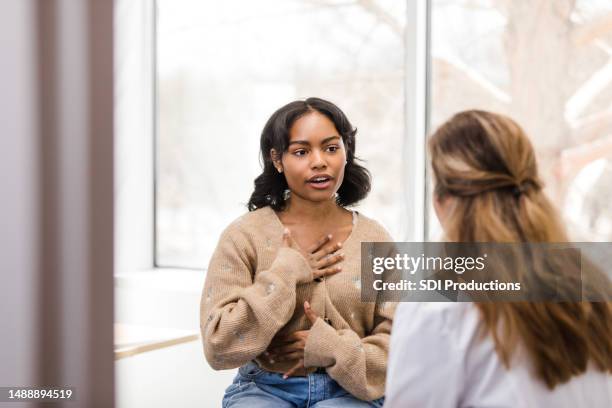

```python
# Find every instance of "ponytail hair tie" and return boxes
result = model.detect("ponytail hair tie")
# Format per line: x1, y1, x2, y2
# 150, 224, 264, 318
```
513, 185, 524, 197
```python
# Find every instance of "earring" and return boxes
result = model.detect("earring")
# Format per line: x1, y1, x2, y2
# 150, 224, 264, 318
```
283, 189, 291, 201
334, 192, 340, 204
277, 167, 283, 173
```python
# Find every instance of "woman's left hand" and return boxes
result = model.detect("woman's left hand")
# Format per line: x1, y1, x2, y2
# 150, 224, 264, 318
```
265, 301, 319, 378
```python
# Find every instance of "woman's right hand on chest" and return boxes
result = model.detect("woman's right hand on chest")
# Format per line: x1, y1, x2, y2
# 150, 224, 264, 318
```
282, 228, 344, 281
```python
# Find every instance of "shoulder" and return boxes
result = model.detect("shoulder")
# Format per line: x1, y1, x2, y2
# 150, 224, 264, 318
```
353, 211, 394, 241
212, 207, 282, 266
215, 207, 285, 260
220, 206, 280, 240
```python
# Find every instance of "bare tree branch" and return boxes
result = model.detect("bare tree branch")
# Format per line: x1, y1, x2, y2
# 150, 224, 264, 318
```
559, 134, 612, 181
356, 0, 403, 37
303, 0, 402, 36
433, 56, 511, 104
570, 106, 612, 144
595, 39, 612, 56
565, 57, 612, 122
572, 11, 612, 46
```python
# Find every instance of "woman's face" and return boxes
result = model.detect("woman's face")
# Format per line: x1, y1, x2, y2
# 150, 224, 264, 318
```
273, 111, 347, 204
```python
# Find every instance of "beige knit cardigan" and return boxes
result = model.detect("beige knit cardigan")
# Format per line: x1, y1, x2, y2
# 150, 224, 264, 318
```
200, 206, 395, 401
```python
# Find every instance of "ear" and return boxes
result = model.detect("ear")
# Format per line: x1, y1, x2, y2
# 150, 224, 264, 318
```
270, 149, 283, 173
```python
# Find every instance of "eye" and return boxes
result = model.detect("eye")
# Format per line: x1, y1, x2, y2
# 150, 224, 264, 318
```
326, 145, 340, 153
293, 149, 307, 157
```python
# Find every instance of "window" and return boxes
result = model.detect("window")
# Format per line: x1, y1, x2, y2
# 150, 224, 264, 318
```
152, 0, 612, 269
155, 0, 421, 268
428, 0, 612, 240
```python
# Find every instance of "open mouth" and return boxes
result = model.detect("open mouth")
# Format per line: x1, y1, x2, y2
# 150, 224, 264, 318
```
308, 176, 331, 184
307, 175, 333, 189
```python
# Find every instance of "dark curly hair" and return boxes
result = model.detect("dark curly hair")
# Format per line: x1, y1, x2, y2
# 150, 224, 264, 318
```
247, 97, 371, 211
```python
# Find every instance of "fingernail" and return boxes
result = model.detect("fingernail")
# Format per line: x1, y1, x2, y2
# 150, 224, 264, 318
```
304, 301, 310, 308
337, 242, 342, 248
327, 234, 332, 239
284, 228, 290, 235
283, 375, 288, 379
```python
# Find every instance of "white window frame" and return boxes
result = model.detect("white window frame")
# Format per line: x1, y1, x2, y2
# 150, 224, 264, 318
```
403, 0, 430, 242
115, 0, 156, 276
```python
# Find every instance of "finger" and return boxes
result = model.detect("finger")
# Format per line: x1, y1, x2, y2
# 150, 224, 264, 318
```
283, 359, 304, 379
304, 301, 318, 325
269, 342, 304, 356
313, 241, 343, 262
317, 255, 344, 272
315, 253, 344, 269
308, 234, 331, 254
267, 340, 295, 351
322, 265, 343, 278
266, 341, 283, 351
268, 333, 295, 345
270, 331, 306, 346
276, 351, 304, 362
313, 265, 342, 280
282, 228, 293, 248
267, 343, 293, 355
282, 331, 308, 342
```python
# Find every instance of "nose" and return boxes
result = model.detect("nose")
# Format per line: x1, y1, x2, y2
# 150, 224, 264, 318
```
310, 149, 327, 169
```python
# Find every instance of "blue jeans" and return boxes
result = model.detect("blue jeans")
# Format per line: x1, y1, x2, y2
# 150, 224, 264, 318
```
222, 361, 385, 408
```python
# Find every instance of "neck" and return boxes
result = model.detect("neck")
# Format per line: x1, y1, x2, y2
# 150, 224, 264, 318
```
283, 194, 341, 223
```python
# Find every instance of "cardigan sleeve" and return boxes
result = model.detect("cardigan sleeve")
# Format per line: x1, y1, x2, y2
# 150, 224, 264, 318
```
303, 298, 397, 401
200, 224, 312, 370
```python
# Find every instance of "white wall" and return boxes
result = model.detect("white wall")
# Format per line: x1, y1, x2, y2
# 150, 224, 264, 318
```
116, 341, 236, 408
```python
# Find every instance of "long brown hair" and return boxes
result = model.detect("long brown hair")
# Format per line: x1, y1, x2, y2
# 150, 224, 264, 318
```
429, 110, 612, 389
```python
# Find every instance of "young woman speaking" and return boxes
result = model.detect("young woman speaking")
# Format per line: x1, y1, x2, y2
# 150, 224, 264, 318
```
201, 98, 393, 407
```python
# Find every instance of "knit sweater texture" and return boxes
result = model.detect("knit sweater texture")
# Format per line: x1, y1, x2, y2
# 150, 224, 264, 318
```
200, 206, 395, 401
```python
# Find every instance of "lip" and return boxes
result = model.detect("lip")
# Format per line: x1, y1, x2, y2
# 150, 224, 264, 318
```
306, 174, 334, 190
307, 173, 333, 182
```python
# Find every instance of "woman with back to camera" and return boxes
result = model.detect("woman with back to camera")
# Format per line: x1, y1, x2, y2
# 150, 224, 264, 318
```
385, 110, 612, 407
200, 97, 394, 407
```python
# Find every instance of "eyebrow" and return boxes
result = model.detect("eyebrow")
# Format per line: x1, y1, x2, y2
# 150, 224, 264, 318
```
288, 135, 341, 147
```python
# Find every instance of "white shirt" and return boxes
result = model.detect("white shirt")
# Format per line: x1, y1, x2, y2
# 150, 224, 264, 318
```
384, 302, 612, 408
